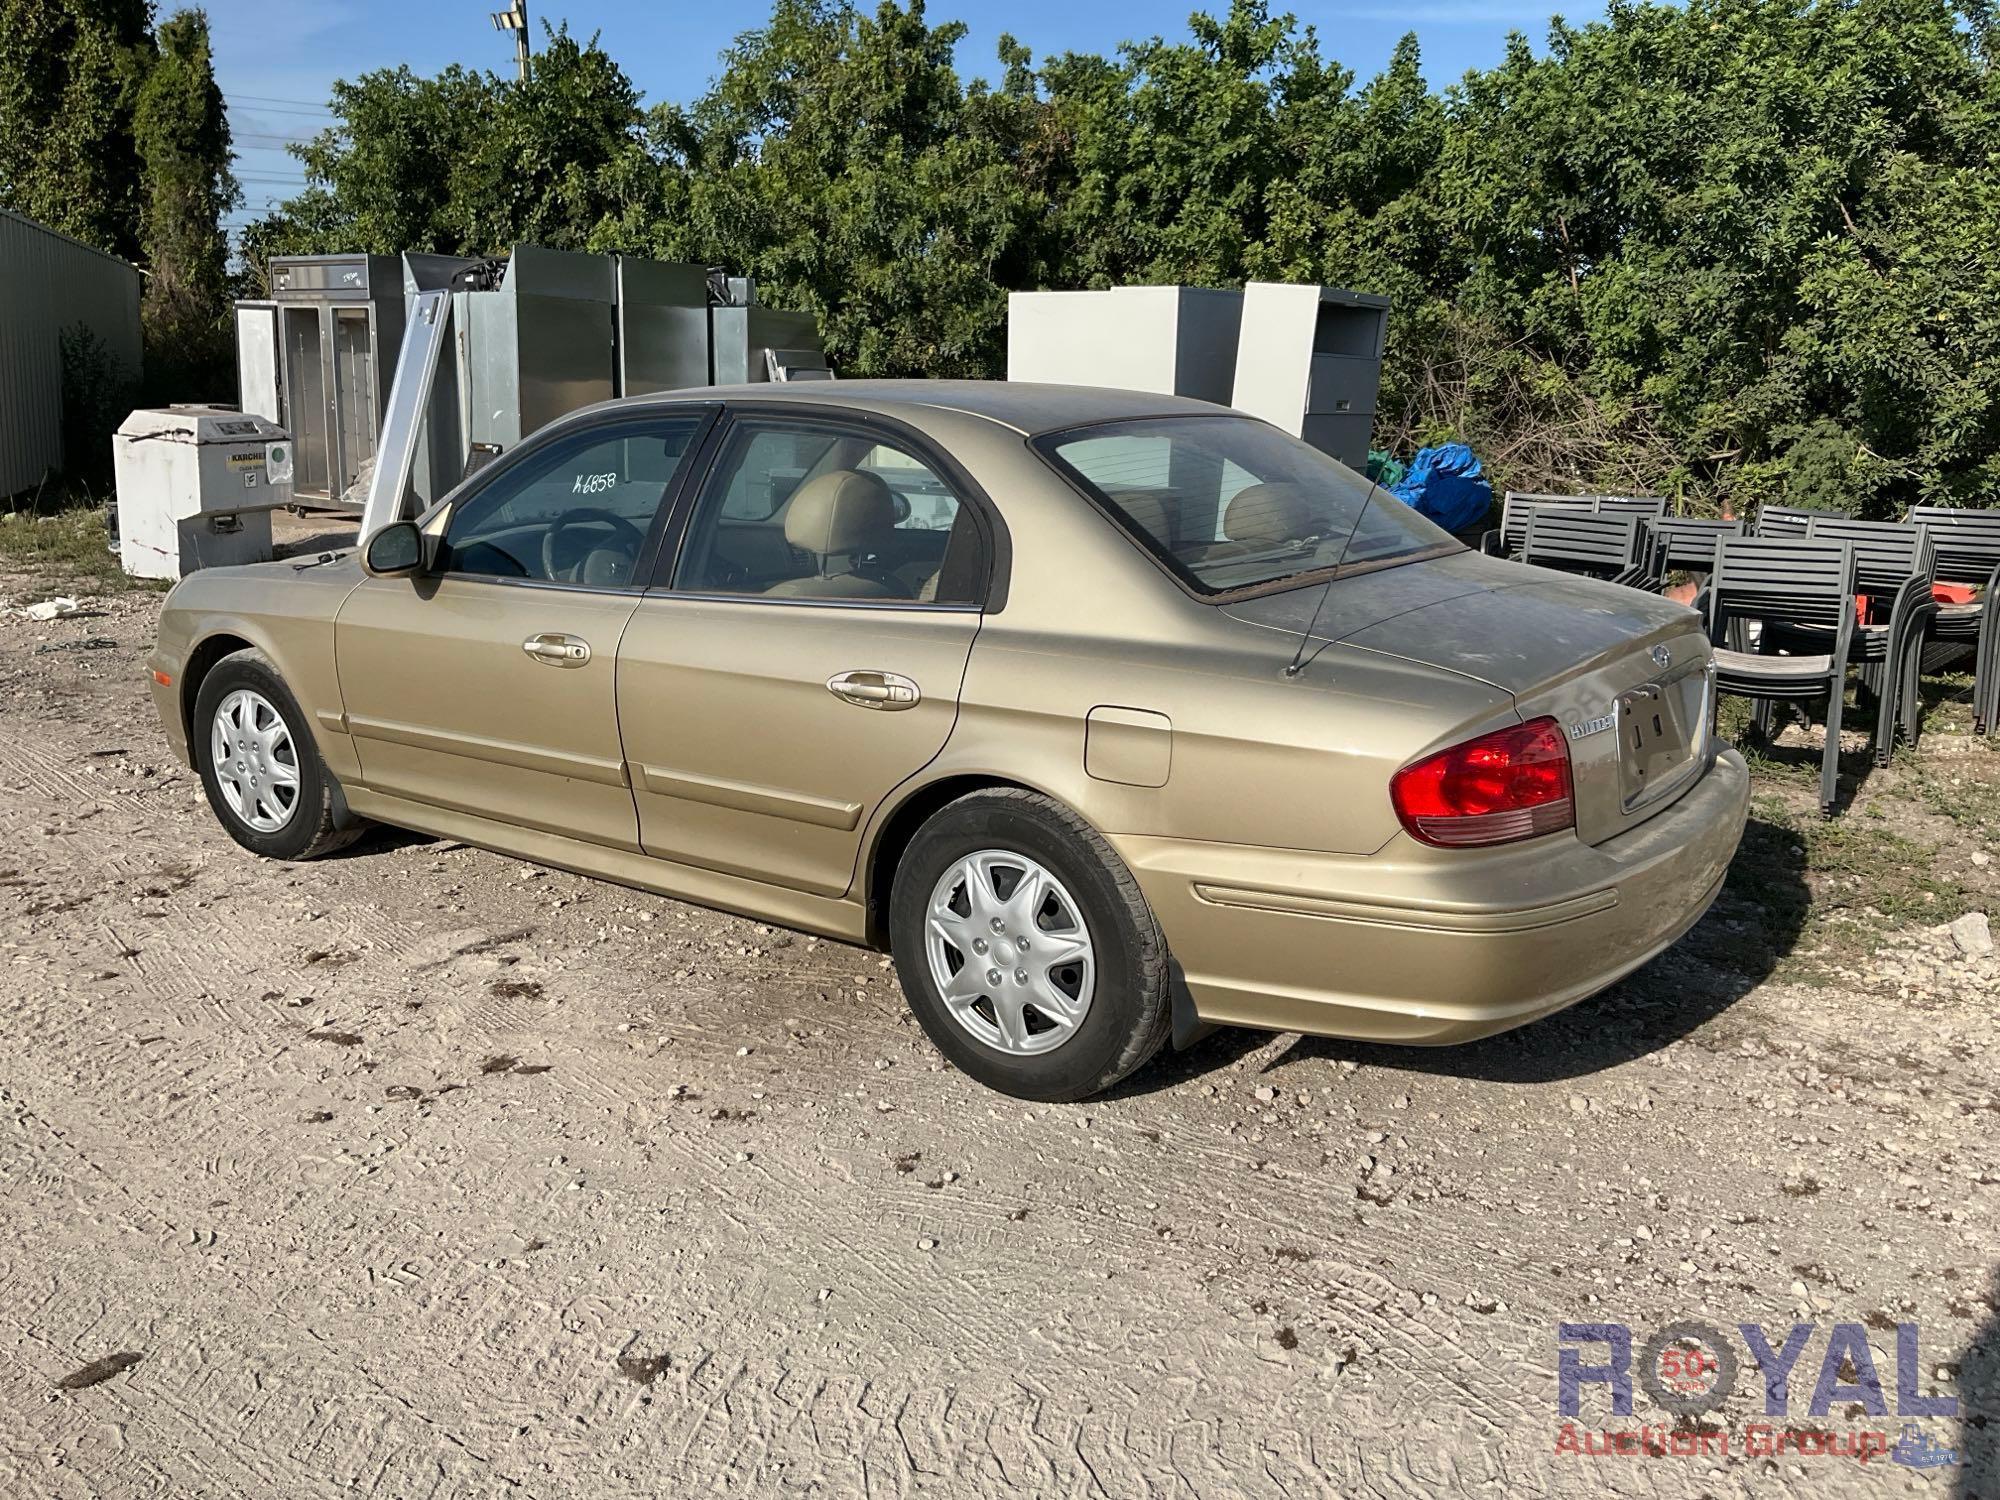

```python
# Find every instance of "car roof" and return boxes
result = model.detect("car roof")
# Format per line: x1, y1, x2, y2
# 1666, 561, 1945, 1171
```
590, 380, 1234, 438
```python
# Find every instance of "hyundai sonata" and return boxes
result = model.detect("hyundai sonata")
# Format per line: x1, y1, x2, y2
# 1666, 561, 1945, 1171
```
148, 382, 1749, 1100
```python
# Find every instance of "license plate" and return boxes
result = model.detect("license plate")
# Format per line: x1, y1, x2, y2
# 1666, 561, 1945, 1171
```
1617, 680, 1696, 806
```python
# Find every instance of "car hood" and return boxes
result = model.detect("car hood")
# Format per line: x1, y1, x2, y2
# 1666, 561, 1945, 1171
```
245, 551, 363, 582
1220, 549, 1701, 699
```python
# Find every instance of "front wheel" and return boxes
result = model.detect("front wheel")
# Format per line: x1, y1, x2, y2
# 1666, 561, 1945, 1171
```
192, 649, 361, 860
888, 789, 1172, 1101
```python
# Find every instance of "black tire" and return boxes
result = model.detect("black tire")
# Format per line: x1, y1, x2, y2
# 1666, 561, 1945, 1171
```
192, 648, 362, 861
888, 789, 1172, 1101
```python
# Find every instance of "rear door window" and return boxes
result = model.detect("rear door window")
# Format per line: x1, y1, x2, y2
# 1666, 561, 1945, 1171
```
674, 419, 986, 605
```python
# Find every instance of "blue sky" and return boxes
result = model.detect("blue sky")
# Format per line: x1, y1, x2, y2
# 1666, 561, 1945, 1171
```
209, 0, 1605, 232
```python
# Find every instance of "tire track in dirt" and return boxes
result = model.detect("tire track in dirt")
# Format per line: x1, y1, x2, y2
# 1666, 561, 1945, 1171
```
0, 1095, 519, 1497
7, 590, 1996, 1498
0, 727, 109, 807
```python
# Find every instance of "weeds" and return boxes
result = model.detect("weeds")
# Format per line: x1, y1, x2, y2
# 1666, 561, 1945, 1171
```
0, 506, 162, 597
1729, 790, 1973, 977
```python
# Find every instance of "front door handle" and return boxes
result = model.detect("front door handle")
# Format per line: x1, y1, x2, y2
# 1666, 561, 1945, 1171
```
523, 632, 591, 667
827, 670, 920, 710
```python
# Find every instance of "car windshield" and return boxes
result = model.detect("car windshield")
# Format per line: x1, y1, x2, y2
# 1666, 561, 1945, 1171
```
1038, 415, 1459, 595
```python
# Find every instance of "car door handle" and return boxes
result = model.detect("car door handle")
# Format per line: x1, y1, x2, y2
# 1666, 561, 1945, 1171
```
522, 632, 591, 666
827, 670, 920, 710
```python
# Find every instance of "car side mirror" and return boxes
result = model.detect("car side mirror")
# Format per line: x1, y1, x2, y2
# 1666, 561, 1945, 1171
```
363, 520, 425, 578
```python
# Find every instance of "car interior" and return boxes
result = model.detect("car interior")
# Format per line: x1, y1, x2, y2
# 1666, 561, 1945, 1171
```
1061, 434, 1331, 578
675, 426, 976, 604
1051, 419, 1448, 593
437, 421, 697, 589
430, 416, 987, 606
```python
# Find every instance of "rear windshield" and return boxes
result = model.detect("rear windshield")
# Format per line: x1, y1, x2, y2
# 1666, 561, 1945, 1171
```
1037, 415, 1458, 596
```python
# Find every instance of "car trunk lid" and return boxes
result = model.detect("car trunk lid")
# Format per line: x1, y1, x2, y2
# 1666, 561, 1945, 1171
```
1223, 552, 1715, 845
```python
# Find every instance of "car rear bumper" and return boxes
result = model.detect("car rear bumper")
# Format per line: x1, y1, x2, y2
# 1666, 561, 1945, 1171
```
1113, 746, 1750, 1044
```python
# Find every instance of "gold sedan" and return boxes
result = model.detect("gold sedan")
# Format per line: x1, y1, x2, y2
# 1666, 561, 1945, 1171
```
148, 382, 1749, 1100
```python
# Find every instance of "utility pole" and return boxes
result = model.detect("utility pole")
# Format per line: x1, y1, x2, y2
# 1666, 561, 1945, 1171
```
490, 0, 530, 81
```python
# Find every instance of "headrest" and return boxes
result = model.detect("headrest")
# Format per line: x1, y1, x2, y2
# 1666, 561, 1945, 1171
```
1224, 483, 1314, 545
783, 469, 898, 557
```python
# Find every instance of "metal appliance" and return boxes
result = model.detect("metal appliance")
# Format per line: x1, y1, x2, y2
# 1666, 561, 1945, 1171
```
616, 256, 712, 395
709, 274, 828, 386
256, 254, 407, 504
228, 244, 826, 544
1005, 286, 1243, 402
402, 253, 486, 510
360, 256, 829, 538
1006, 281, 1390, 467
1230, 282, 1390, 467
764, 347, 835, 382
240, 247, 831, 510
233, 302, 282, 423
112, 406, 293, 580
453, 244, 618, 456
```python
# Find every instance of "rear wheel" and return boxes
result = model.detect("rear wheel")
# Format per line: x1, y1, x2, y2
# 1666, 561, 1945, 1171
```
193, 649, 361, 860
888, 789, 1172, 1101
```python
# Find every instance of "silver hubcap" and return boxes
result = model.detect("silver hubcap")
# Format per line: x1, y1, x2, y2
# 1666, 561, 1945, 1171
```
210, 688, 300, 834
925, 849, 1095, 1056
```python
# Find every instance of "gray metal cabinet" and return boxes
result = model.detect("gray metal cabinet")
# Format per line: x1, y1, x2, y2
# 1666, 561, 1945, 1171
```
617, 257, 712, 394
264, 254, 406, 502
1005, 286, 1243, 402
1231, 282, 1390, 468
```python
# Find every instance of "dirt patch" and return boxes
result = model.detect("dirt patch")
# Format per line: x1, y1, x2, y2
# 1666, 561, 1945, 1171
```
53, 1352, 144, 1391
1, 570, 1994, 1496
615, 1353, 671, 1386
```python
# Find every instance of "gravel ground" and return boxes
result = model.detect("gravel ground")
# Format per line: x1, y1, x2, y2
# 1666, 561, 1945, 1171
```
1, 531, 1996, 1498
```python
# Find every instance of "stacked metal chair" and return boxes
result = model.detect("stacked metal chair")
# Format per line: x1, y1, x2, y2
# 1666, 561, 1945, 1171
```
1786, 518, 1939, 763
1595, 496, 1672, 522
1481, 493, 1594, 558
1636, 516, 1744, 593
1908, 505, 2000, 735
1705, 536, 1859, 817
1517, 508, 1655, 587
1480, 493, 1665, 559
1753, 503, 1852, 538
1650, 516, 1744, 572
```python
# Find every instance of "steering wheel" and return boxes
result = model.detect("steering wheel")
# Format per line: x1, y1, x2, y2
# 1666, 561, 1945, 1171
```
541, 508, 647, 584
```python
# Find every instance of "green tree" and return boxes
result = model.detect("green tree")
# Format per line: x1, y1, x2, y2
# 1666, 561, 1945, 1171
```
241, 23, 648, 272
1041, 1, 1329, 287
600, 0, 1047, 377
0, 0, 154, 258
237, 0, 2000, 511
461, 25, 647, 250
240, 65, 501, 268
1433, 0, 2000, 512
134, 8, 238, 398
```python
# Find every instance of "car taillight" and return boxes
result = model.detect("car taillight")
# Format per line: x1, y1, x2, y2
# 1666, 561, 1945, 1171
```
1390, 717, 1575, 847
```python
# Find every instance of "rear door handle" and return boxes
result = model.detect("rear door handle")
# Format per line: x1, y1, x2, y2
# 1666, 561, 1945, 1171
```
827, 670, 920, 710
523, 632, 591, 666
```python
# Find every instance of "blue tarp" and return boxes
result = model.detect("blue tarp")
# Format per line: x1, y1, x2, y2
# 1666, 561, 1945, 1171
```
1387, 443, 1492, 534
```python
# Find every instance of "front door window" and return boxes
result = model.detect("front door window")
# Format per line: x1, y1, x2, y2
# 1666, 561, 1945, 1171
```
438, 417, 703, 589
